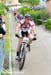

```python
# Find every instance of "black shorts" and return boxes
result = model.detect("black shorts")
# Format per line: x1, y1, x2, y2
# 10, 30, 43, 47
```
21, 31, 28, 37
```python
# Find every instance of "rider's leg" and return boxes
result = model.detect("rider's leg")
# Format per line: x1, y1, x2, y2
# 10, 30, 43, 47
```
16, 29, 22, 56
28, 33, 34, 45
16, 38, 22, 56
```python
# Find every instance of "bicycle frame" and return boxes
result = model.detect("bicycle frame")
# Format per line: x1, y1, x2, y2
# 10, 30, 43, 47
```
22, 36, 29, 51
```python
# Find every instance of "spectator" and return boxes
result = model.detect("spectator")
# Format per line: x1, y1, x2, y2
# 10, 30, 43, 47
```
17, 14, 24, 20
0, 20, 6, 73
0, 20, 6, 38
15, 13, 24, 22
0, 14, 2, 23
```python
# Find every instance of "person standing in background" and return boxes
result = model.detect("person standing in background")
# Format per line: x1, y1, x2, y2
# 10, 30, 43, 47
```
13, 12, 24, 22
0, 14, 2, 23
0, 20, 6, 73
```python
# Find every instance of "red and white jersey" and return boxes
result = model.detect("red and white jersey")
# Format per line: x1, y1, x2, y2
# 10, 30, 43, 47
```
20, 19, 35, 32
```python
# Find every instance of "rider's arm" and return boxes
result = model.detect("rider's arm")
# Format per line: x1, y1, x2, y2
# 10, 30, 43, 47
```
16, 23, 21, 34
31, 21, 36, 35
16, 19, 25, 34
33, 22, 36, 35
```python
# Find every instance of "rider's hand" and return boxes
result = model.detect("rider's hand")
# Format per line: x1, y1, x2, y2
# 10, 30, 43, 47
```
33, 37, 37, 40
33, 34, 37, 40
15, 33, 19, 38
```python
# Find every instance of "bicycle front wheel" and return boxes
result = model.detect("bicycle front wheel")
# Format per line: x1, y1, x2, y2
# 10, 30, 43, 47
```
19, 47, 26, 71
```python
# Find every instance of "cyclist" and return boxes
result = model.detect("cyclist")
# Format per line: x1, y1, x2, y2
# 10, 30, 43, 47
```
15, 14, 37, 59
14, 12, 24, 22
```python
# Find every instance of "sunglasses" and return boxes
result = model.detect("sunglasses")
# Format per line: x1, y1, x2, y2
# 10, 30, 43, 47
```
26, 18, 30, 20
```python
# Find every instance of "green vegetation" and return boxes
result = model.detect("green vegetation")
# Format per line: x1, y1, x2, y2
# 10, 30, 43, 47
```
22, 2, 32, 6
27, 9, 49, 25
4, 24, 9, 55
39, 9, 50, 20
17, 8, 49, 25
17, 7, 30, 16
19, 0, 39, 5
18, 7, 51, 31
27, 10, 42, 25
44, 19, 51, 31
1, 71, 10, 75
0, 3, 9, 15
28, 0, 39, 5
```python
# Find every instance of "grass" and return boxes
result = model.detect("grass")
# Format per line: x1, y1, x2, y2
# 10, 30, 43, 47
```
1, 73, 9, 75
1, 70, 10, 75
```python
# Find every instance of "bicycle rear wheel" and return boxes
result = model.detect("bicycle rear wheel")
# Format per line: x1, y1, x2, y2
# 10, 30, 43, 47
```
18, 46, 26, 71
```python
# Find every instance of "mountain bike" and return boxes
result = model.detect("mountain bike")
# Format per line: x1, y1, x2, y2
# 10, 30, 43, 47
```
15, 34, 36, 71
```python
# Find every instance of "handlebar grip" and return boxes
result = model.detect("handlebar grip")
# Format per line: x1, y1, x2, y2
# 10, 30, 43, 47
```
33, 38, 37, 41
15, 34, 19, 38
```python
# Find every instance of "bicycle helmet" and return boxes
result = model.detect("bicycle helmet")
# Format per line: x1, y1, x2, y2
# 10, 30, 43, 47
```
24, 14, 31, 20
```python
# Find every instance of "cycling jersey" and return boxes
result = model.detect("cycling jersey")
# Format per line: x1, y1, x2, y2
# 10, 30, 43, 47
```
20, 19, 34, 32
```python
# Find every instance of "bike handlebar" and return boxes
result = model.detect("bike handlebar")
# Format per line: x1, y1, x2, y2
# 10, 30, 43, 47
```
15, 34, 20, 38
15, 34, 37, 41
32, 37, 37, 41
